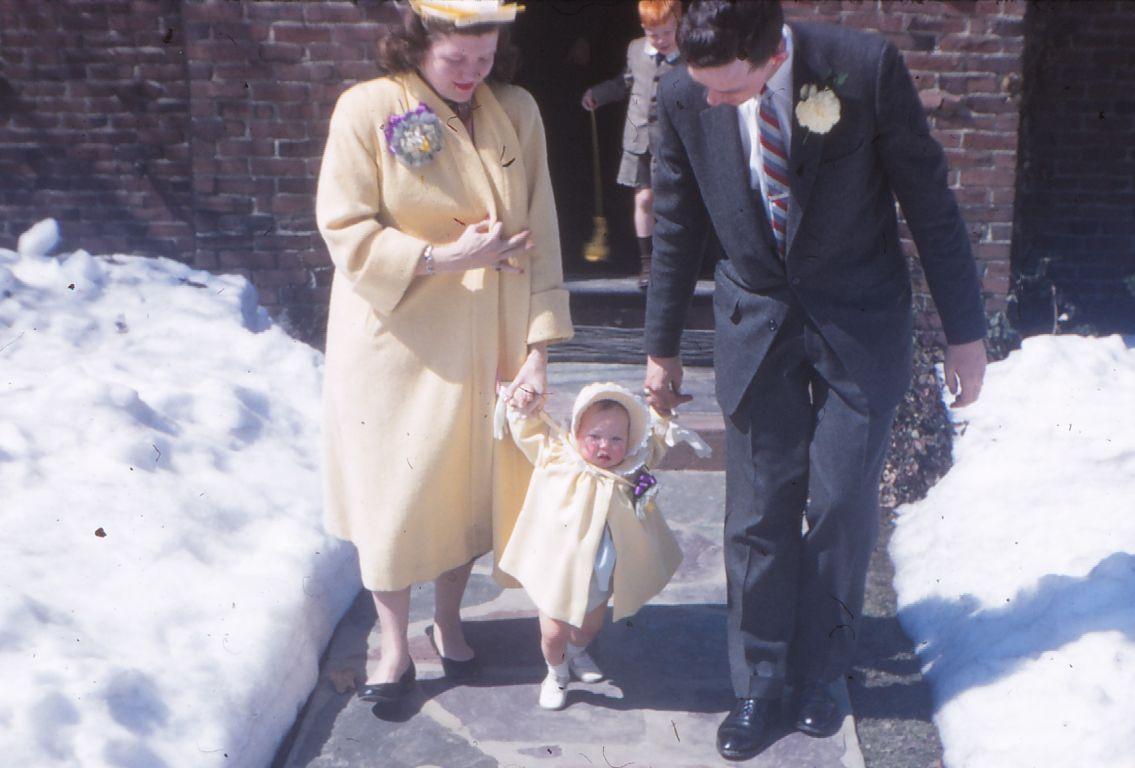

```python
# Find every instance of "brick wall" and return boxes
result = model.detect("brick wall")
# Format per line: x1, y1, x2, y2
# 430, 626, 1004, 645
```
179, 1, 396, 341
785, 0, 1026, 336
0, 0, 193, 260
0, 0, 394, 344
1012, 0, 1135, 334
1, 0, 1026, 345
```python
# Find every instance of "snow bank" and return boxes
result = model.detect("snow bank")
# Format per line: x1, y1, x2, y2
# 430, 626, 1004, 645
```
891, 334, 1135, 768
0, 221, 359, 767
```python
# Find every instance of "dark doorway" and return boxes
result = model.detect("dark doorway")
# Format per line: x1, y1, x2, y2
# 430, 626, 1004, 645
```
512, 1, 644, 278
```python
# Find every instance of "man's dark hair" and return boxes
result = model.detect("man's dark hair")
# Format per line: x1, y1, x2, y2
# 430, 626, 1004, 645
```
679, 0, 784, 68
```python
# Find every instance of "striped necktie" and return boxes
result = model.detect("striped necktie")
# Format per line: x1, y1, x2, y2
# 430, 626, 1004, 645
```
758, 88, 790, 257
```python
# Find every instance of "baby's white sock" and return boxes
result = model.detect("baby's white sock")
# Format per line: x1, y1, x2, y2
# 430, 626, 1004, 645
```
547, 658, 570, 682
539, 657, 571, 710
565, 642, 587, 659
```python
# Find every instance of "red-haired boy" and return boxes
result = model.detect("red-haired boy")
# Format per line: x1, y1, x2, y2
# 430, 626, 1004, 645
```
582, 0, 682, 289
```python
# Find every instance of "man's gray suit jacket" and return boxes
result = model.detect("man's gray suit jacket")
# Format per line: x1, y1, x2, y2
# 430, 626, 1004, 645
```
645, 22, 986, 416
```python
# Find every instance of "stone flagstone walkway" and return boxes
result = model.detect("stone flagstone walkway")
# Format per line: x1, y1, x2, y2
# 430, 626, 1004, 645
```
275, 470, 864, 768
272, 363, 936, 767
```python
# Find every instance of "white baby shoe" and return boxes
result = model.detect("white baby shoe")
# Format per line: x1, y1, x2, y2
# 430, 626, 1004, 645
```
568, 649, 604, 683
538, 668, 569, 710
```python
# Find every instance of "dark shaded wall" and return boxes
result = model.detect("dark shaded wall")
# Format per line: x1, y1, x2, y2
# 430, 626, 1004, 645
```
1011, 0, 1135, 334
511, 0, 642, 277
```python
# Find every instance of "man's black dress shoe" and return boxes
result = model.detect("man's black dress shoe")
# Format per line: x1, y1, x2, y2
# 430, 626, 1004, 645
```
795, 681, 841, 738
425, 625, 480, 680
357, 661, 415, 703
716, 697, 774, 761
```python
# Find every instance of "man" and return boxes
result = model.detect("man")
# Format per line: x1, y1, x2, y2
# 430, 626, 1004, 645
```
641, 1, 987, 760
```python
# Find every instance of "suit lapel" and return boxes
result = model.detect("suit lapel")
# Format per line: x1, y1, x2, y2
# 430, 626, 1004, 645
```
698, 104, 779, 259
786, 24, 828, 253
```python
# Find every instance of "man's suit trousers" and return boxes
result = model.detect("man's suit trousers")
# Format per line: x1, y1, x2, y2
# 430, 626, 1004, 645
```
723, 303, 897, 700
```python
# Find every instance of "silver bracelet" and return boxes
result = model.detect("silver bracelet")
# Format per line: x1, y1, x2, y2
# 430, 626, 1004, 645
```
422, 244, 434, 275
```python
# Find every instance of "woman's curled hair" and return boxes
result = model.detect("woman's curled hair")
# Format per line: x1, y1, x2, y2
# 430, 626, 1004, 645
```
376, 5, 520, 83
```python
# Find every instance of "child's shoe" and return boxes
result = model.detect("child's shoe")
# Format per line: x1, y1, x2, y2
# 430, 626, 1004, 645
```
568, 649, 604, 683
538, 667, 569, 710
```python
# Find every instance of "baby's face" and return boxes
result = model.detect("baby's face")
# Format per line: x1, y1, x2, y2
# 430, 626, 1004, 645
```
577, 405, 631, 469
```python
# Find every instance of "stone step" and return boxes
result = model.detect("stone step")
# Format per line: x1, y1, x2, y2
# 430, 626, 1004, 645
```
550, 325, 714, 366
565, 277, 715, 330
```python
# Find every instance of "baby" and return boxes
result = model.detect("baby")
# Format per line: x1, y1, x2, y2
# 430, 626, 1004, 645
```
494, 382, 709, 709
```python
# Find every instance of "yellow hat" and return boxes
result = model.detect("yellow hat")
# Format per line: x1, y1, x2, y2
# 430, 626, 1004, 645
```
409, 0, 523, 27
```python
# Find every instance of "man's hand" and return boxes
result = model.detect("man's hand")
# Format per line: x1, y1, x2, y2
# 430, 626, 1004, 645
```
644, 355, 693, 415
581, 89, 598, 111
943, 339, 987, 408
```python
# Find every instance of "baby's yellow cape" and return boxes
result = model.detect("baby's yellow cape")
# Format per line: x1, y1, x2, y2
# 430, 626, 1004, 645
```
494, 382, 711, 627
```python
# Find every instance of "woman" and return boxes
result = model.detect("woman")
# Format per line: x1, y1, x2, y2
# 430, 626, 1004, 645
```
316, 0, 572, 703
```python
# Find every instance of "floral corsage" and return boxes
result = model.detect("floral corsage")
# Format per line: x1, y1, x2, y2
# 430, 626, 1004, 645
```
384, 103, 444, 167
631, 468, 659, 521
796, 68, 847, 137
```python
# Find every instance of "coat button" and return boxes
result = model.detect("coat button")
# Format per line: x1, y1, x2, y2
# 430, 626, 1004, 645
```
791, 277, 801, 286
768, 320, 777, 332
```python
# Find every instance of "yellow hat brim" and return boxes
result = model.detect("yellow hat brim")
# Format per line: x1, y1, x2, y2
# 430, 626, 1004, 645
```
410, 0, 523, 27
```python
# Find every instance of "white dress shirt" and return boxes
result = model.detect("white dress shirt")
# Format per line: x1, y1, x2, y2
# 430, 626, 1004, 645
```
737, 25, 795, 201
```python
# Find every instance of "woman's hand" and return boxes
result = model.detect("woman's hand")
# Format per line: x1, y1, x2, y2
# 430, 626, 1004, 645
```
432, 218, 530, 274
503, 343, 548, 416
581, 89, 598, 111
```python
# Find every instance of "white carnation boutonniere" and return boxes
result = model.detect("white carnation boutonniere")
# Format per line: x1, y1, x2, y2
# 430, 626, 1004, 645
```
796, 68, 847, 137
795, 82, 842, 136
384, 103, 444, 167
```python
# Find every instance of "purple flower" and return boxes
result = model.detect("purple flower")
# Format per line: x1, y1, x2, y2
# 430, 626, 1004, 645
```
384, 103, 443, 167
632, 469, 657, 500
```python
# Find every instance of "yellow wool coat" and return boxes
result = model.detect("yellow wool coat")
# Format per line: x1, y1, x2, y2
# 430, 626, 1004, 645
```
495, 383, 711, 627
317, 72, 573, 592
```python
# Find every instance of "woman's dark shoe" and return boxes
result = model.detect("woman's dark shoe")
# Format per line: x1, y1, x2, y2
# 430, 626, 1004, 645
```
716, 697, 774, 760
357, 661, 415, 704
795, 681, 841, 738
425, 625, 480, 680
